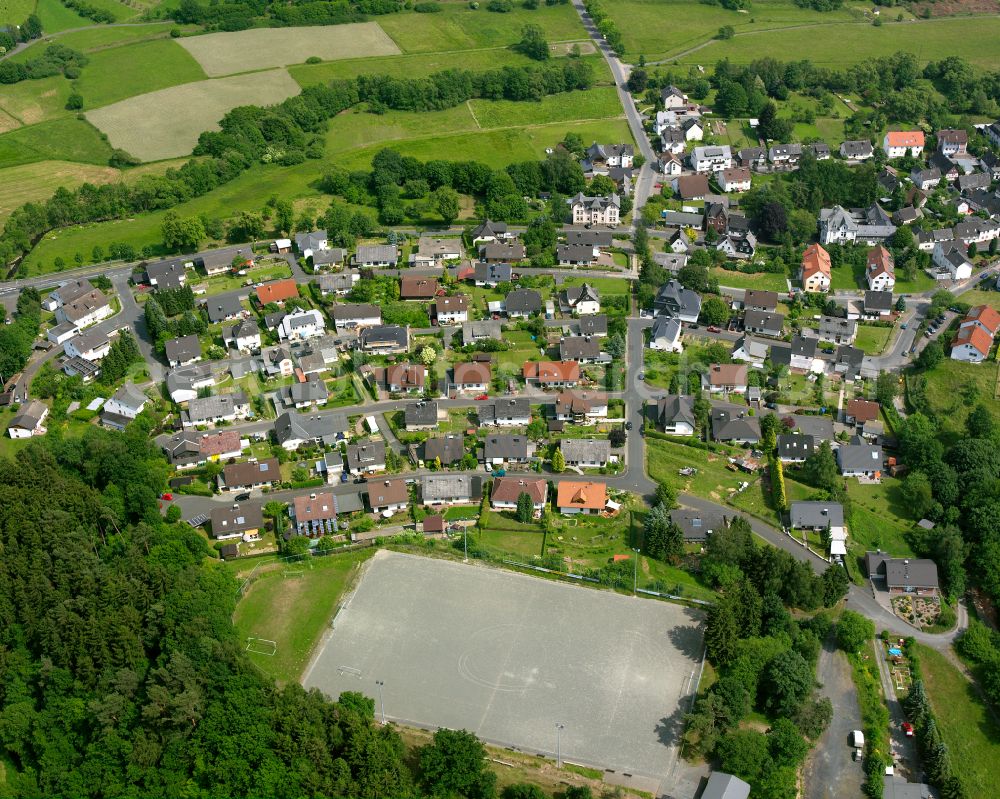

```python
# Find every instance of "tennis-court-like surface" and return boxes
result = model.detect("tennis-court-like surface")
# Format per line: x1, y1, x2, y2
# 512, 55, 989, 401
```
303, 551, 703, 781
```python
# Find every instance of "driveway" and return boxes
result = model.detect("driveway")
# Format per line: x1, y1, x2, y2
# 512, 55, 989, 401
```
873, 638, 921, 780
805, 641, 864, 799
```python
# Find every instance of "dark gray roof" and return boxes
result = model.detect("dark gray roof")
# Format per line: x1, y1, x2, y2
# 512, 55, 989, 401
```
274, 411, 348, 445
744, 309, 784, 335
474, 262, 512, 284
483, 434, 530, 460
505, 289, 542, 314
864, 290, 894, 312
405, 401, 438, 427
778, 433, 815, 460
743, 289, 778, 311
198, 245, 251, 271
360, 325, 408, 350
355, 244, 398, 264
578, 314, 608, 336
786, 414, 835, 441
560, 336, 604, 362
789, 500, 843, 529
332, 303, 380, 322
471, 219, 508, 239
346, 440, 386, 471
281, 376, 329, 405
560, 438, 611, 463
790, 335, 817, 359
421, 474, 482, 503
838, 443, 882, 472
209, 502, 263, 539
423, 434, 465, 465
480, 397, 530, 424
883, 776, 933, 799
165, 334, 201, 363
670, 508, 727, 542
563, 229, 612, 248
656, 395, 695, 428
558, 244, 597, 263
884, 559, 939, 590
205, 292, 244, 323
184, 392, 248, 424
711, 405, 760, 442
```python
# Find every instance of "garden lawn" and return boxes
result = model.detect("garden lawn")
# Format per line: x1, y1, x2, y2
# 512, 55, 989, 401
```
710, 267, 788, 292
854, 324, 893, 355
845, 480, 916, 558
646, 436, 749, 503
379, 1, 588, 53
0, 117, 113, 169
677, 16, 1000, 69
76, 39, 207, 109
230, 548, 373, 684
953, 289, 1000, 313
914, 643, 1000, 799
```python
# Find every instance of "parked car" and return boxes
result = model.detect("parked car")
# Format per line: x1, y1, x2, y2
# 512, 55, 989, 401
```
707, 325, 720, 333
902, 722, 914, 737
235, 492, 250, 502
160, 493, 173, 501
474, 394, 489, 401
624, 421, 632, 430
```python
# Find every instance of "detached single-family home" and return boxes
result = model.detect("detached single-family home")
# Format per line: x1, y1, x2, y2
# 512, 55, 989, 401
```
210, 503, 263, 541
556, 480, 608, 515
422, 474, 482, 506
366, 478, 409, 514
279, 375, 329, 409
360, 325, 409, 355
561, 283, 601, 316
671, 508, 728, 543
64, 328, 111, 362
951, 305, 1000, 362
910, 167, 941, 191
165, 334, 202, 367
818, 315, 858, 345
790, 501, 844, 531
146, 259, 188, 290
182, 392, 251, 428
865, 552, 939, 594
819, 204, 896, 246
838, 441, 882, 478
224, 319, 261, 352
346, 440, 387, 475
56, 287, 113, 328
862, 291, 894, 319
938, 128, 968, 156
205, 292, 245, 324
292, 492, 343, 537
165, 429, 244, 469
463, 319, 503, 346
332, 303, 381, 332
354, 245, 399, 268
673, 174, 710, 201
655, 279, 701, 322
280, 309, 325, 341
655, 394, 696, 436
704, 363, 748, 394
103, 383, 147, 421
319, 272, 360, 296
523, 361, 580, 388
662, 84, 686, 108
731, 336, 768, 368
483, 434, 533, 466
7, 400, 48, 439
554, 390, 608, 425
866, 246, 896, 292
567, 193, 620, 226
561, 438, 612, 468
481, 240, 526, 263
492, 476, 548, 515
435, 295, 468, 325
480, 398, 530, 427
778, 433, 815, 463
400, 276, 439, 300
768, 143, 803, 168
256, 278, 299, 306
737, 147, 767, 170
504, 289, 543, 319
412, 237, 462, 267
650, 316, 683, 352
719, 167, 751, 193
845, 398, 880, 427
471, 219, 511, 245
840, 140, 874, 161
710, 405, 760, 444
883, 131, 925, 158
800, 244, 832, 292
222, 458, 280, 492
743, 310, 784, 338
166, 363, 215, 403
474, 262, 512, 287
690, 145, 732, 173
557, 244, 597, 267
295, 230, 328, 260
559, 336, 607, 364
405, 400, 439, 431
452, 361, 491, 395
384, 362, 426, 393
424, 434, 465, 466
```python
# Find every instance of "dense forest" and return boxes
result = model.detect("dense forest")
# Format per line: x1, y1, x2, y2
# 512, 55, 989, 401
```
0, 430, 563, 798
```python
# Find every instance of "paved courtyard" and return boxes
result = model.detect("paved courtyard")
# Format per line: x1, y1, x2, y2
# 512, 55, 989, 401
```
303, 551, 704, 782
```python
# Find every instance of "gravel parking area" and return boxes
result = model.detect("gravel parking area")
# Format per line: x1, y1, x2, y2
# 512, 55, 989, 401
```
303, 551, 704, 781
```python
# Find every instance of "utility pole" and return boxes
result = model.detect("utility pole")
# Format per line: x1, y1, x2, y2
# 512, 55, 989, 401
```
555, 722, 565, 768
463, 525, 468, 563
375, 680, 385, 724
632, 547, 640, 595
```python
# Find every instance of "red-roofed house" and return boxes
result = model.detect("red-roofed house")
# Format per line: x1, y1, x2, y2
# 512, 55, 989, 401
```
452, 361, 491, 394
951, 325, 994, 363
800, 243, 832, 293
256, 278, 299, 305
492, 476, 548, 514
866, 246, 895, 292
556, 480, 607, 515
960, 305, 1000, 338
522, 361, 580, 388
883, 131, 925, 158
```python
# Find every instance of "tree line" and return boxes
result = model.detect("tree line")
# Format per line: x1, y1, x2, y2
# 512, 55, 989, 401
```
0, 287, 41, 380
172, 0, 400, 31
0, 44, 88, 86
0, 60, 593, 271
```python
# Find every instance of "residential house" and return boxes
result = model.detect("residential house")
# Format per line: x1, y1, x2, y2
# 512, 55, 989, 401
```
716, 231, 757, 261
295, 230, 329, 260
937, 129, 968, 156
778, 434, 815, 463
834, 344, 865, 381
690, 145, 732, 173
164, 429, 244, 469
471, 219, 511, 244
561, 438, 612, 468
210, 503, 263, 541
789, 500, 844, 531
7, 400, 48, 439
863, 291, 894, 319
405, 400, 439, 431
554, 390, 608, 425
584, 142, 634, 171
731, 336, 768, 368
655, 279, 702, 322
146, 259, 188, 290
56, 287, 113, 328
103, 383, 147, 421
182, 392, 250, 428
564, 229, 613, 251
743, 310, 784, 338
910, 167, 941, 191
421, 474, 483, 506
557, 244, 597, 266
845, 398, 880, 426
400, 276, 439, 300
435, 295, 468, 325
883, 131, 925, 158
224, 319, 261, 352
165, 334, 202, 367
719, 167, 751, 192
222, 459, 280, 492
566, 193, 620, 226
204, 292, 245, 324
332, 303, 381, 332
198, 245, 253, 276
800, 243, 832, 292
522, 361, 581, 388
665, 229, 692, 254
556, 481, 607, 515
462, 319, 503, 346
60, 355, 97, 382
386, 362, 427, 393
481, 240, 525, 263
579, 314, 608, 337
662, 85, 686, 108
660, 151, 684, 173
346, 440, 387, 475
483, 434, 533, 466
504, 288, 543, 318
262, 346, 295, 378
559, 336, 607, 364
819, 204, 896, 245
838, 441, 883, 478
318, 271, 360, 296
768, 143, 803, 168
866, 245, 896, 292
273, 411, 348, 451
474, 262, 513, 287
650, 316, 683, 352
166, 363, 215, 403
671, 508, 728, 543
809, 142, 831, 160
818, 315, 858, 345
492, 476, 548, 514
64, 328, 111, 362
711, 405, 760, 443
932, 240, 973, 281
673, 174, 710, 201
423, 434, 465, 466
561, 283, 601, 315
958, 172, 991, 193
256, 278, 299, 306
662, 210, 705, 230
280, 309, 325, 341
279, 375, 329, 408
354, 245, 399, 268
741, 290, 778, 312
412, 237, 461, 267
45, 278, 95, 311
865, 552, 939, 594
951, 305, 1000, 362
704, 363, 748, 394
789, 335, 819, 371
291, 492, 341, 537
655, 395, 696, 435
366, 478, 409, 514
785, 414, 835, 442
360, 325, 409, 355
840, 140, 874, 161
479, 397, 530, 427
452, 361, 491, 395
893, 206, 922, 226
47, 320, 80, 346
737, 147, 767, 170
928, 151, 959, 183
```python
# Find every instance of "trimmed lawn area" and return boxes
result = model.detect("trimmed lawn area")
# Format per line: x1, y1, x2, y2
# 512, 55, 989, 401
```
845, 480, 916, 558
954, 288, 1000, 312
915, 643, 1000, 799
710, 267, 788, 292
0, 0, 34, 25
646, 436, 752, 503
230, 548, 374, 684
468, 85, 623, 129
854, 324, 894, 355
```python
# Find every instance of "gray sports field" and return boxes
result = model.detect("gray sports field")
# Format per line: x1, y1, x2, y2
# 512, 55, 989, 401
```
303, 551, 704, 781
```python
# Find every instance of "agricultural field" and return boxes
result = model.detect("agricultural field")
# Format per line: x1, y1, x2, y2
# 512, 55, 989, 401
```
0, 116, 112, 168
0, 0, 33, 25
75, 38, 206, 109
33, 0, 89, 32
468, 85, 623, 129
86, 69, 301, 161
6, 21, 188, 62
0, 160, 118, 224
230, 548, 373, 684
676, 15, 1000, 69
176, 22, 401, 77
0, 75, 73, 128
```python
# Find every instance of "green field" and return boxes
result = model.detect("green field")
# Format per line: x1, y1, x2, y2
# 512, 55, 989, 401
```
230, 548, 373, 684
34, 0, 89, 32
676, 16, 1000, 69
919, 357, 1000, 439
0, 116, 113, 168
0, 159, 118, 223
604, 0, 866, 62
646, 436, 752, 503
7, 21, 187, 62
916, 643, 1000, 799
710, 266, 789, 292
468, 85, 623, 129
0, 0, 33, 25
845, 480, 915, 558
854, 324, 893, 355
76, 39, 206, 109
0, 74, 73, 128
379, 0, 588, 53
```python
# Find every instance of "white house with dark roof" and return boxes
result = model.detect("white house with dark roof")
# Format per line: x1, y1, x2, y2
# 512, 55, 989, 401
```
566, 193, 620, 226
103, 383, 147, 420
354, 245, 398, 267
279, 309, 325, 341
165, 334, 202, 367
